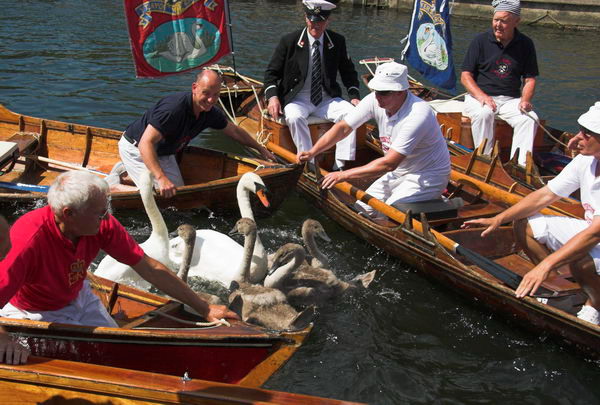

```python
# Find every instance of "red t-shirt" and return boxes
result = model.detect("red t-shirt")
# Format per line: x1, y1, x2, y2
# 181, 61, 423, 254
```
0, 205, 144, 311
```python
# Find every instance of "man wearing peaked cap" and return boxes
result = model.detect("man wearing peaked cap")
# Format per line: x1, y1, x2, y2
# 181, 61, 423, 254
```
463, 102, 600, 326
461, 0, 539, 167
264, 0, 360, 170
298, 61, 451, 219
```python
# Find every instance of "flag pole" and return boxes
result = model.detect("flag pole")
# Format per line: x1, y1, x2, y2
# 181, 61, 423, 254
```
224, 0, 238, 76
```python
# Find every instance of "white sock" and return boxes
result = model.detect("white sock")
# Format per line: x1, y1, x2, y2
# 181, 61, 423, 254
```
577, 305, 600, 325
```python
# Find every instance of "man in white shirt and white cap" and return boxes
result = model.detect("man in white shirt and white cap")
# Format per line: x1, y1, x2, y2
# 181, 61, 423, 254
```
461, 0, 539, 166
264, 0, 361, 170
298, 61, 451, 219
463, 102, 600, 325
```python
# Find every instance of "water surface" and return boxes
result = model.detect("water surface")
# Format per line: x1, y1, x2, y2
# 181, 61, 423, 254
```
1, 1, 599, 404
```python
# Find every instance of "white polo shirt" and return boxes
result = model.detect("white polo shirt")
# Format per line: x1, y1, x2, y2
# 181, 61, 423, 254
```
547, 154, 600, 224
345, 92, 450, 177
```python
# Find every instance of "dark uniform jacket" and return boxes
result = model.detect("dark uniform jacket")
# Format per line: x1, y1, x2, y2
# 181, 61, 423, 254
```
264, 28, 360, 106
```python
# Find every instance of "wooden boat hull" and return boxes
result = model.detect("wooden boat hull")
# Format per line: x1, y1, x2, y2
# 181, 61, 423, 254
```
0, 275, 311, 388
0, 356, 363, 404
0, 103, 301, 214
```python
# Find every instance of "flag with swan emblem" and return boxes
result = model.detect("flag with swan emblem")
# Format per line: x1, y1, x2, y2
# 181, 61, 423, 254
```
401, 0, 456, 91
124, 0, 232, 77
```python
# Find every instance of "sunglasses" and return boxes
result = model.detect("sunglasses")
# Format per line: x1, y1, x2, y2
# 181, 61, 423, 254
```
579, 125, 600, 138
375, 90, 394, 96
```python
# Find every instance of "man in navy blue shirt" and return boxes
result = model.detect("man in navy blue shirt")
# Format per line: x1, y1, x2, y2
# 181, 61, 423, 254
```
461, 0, 538, 166
118, 70, 275, 198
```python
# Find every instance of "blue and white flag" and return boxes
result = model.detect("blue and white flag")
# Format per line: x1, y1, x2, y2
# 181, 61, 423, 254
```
402, 0, 456, 91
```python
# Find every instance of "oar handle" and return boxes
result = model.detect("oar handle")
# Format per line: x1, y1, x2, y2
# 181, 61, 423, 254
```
265, 142, 457, 253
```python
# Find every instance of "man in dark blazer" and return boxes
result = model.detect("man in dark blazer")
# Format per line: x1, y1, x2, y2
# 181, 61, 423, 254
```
264, 0, 360, 170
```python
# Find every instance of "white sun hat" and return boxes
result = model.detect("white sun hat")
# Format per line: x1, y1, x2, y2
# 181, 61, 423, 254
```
578, 101, 600, 135
367, 62, 410, 92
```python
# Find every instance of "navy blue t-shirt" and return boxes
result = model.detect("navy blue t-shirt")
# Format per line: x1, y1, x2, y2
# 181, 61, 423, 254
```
461, 28, 538, 98
125, 91, 228, 156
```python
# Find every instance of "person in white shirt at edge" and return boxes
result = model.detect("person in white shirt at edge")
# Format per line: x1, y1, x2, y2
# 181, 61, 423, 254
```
298, 61, 451, 220
462, 102, 600, 326
461, 0, 539, 166
264, 0, 361, 171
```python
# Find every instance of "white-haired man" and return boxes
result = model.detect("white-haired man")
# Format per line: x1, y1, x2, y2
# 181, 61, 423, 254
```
463, 102, 600, 325
298, 62, 450, 218
264, 0, 360, 170
0, 171, 238, 364
461, 0, 539, 166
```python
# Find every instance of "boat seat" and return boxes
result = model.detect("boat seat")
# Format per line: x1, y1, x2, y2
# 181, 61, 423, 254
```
392, 197, 464, 220
0, 141, 18, 172
494, 254, 581, 294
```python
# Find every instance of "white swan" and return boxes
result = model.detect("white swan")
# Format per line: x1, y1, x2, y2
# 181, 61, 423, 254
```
95, 170, 174, 290
228, 218, 314, 331
265, 243, 376, 308
168, 172, 270, 287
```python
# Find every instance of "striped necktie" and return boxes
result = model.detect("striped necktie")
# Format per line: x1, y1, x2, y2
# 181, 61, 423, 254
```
310, 40, 322, 106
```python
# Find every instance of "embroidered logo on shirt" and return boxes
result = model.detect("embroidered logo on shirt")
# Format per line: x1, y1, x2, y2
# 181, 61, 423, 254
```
493, 57, 511, 79
68, 259, 86, 286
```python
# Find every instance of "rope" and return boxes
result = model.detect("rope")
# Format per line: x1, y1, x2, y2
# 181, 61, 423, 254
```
522, 110, 569, 148
148, 310, 231, 327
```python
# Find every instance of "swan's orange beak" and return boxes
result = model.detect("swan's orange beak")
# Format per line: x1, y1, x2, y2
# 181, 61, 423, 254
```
256, 189, 270, 208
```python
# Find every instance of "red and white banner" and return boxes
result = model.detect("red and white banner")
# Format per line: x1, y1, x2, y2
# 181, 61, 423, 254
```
124, 0, 231, 77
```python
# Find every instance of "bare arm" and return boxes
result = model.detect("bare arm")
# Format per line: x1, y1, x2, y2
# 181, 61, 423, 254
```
138, 124, 176, 198
462, 186, 561, 237
297, 120, 353, 163
222, 122, 276, 161
320, 149, 405, 189
132, 255, 238, 323
516, 215, 600, 298
461, 71, 497, 112
519, 77, 536, 112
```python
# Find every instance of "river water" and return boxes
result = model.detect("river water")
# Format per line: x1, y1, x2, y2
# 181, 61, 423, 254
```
1, 1, 599, 404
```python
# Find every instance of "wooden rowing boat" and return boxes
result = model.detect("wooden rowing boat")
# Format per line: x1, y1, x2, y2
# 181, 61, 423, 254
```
0, 273, 312, 388
0, 103, 302, 214
224, 86, 599, 357
0, 356, 364, 404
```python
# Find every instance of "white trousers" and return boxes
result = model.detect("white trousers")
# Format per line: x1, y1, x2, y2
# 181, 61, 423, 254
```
463, 94, 537, 166
529, 214, 600, 275
118, 136, 184, 188
284, 96, 356, 162
0, 280, 118, 327
355, 171, 449, 218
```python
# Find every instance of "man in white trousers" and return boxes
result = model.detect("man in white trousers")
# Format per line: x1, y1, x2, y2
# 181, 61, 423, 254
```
461, 0, 539, 166
264, 0, 361, 170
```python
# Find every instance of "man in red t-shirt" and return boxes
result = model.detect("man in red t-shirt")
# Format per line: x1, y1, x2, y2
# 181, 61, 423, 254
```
0, 171, 238, 364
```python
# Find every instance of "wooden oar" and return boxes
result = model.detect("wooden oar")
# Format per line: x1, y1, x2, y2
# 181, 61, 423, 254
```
266, 142, 559, 296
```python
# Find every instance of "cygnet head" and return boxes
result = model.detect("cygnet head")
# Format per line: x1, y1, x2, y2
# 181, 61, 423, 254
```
268, 243, 306, 276
302, 219, 331, 243
228, 217, 257, 238
177, 223, 196, 245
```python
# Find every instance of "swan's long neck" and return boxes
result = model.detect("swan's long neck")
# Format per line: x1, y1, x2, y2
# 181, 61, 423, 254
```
264, 246, 305, 289
303, 228, 328, 268
237, 227, 257, 283
237, 181, 266, 258
140, 174, 169, 244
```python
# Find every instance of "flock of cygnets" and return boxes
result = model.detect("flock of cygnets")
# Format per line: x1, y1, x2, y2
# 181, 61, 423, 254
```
95, 171, 376, 330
